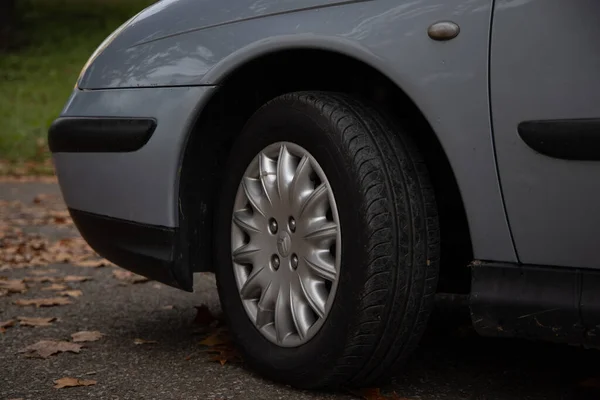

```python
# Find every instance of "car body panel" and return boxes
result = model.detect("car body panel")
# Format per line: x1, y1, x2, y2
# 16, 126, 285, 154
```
490, 0, 600, 268
52, 86, 216, 227
74, 0, 516, 263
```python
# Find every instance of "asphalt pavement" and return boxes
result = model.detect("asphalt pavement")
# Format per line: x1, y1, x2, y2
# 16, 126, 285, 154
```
0, 181, 599, 400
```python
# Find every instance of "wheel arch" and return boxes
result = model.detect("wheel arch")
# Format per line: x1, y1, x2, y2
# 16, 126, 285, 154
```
180, 47, 473, 293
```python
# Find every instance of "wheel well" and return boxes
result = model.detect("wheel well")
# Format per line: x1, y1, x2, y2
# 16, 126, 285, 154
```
181, 49, 472, 294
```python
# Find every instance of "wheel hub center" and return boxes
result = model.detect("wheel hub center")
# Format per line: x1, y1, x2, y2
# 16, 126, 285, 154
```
276, 231, 292, 257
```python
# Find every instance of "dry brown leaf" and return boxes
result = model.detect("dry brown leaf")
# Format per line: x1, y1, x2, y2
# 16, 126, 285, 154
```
75, 259, 109, 268
48, 210, 71, 224
0, 229, 54, 268
33, 194, 49, 204
134, 338, 158, 345
113, 270, 148, 284
194, 305, 216, 325
63, 275, 91, 283
18, 316, 56, 327
71, 331, 104, 342
39, 237, 97, 266
204, 346, 242, 366
0, 279, 27, 293
19, 340, 82, 358
53, 377, 97, 389
15, 297, 72, 307
199, 333, 230, 347
0, 319, 16, 333
54, 252, 72, 263
59, 290, 83, 298
42, 283, 68, 291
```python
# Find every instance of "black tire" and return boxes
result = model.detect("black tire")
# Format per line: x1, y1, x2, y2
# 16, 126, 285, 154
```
214, 91, 440, 389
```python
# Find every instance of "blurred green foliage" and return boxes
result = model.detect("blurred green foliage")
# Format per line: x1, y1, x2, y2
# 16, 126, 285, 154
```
0, 0, 154, 165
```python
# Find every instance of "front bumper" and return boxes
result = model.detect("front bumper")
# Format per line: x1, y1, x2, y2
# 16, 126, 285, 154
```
69, 208, 180, 288
51, 86, 216, 227
50, 86, 217, 290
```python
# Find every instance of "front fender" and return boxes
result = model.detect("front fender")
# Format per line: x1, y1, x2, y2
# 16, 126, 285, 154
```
77, 0, 374, 89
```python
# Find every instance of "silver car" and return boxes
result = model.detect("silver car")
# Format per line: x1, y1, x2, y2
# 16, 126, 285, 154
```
48, 0, 600, 389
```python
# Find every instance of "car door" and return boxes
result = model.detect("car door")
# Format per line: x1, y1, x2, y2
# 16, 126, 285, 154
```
490, 0, 600, 268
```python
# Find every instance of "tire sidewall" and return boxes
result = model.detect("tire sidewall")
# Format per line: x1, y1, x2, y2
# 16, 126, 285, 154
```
214, 96, 373, 385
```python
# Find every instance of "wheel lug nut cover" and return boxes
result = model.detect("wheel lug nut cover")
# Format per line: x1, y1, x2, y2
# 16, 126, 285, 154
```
269, 219, 278, 234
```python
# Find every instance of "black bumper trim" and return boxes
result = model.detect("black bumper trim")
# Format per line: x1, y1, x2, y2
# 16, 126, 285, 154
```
48, 117, 157, 153
69, 208, 191, 291
518, 118, 600, 161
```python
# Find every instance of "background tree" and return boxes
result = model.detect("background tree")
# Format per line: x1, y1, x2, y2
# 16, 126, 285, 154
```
0, 0, 17, 50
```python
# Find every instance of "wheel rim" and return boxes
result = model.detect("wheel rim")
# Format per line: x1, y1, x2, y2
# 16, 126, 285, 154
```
231, 142, 341, 347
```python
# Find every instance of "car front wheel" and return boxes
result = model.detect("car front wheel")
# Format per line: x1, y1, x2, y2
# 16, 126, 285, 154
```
214, 91, 439, 389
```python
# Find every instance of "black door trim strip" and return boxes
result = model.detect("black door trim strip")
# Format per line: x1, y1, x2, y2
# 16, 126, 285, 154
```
518, 118, 600, 161
470, 261, 600, 347
48, 117, 157, 153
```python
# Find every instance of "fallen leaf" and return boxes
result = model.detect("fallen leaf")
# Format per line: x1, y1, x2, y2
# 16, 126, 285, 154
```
199, 333, 229, 347
54, 252, 72, 263
75, 259, 108, 268
205, 346, 242, 366
42, 283, 68, 291
15, 297, 72, 307
194, 305, 216, 325
0, 279, 27, 293
18, 316, 56, 327
59, 290, 83, 298
53, 377, 96, 389
0, 319, 15, 333
53, 216, 69, 225
134, 338, 158, 345
162, 305, 174, 310
33, 194, 49, 204
19, 340, 82, 358
63, 275, 91, 283
356, 388, 386, 400
71, 331, 104, 342
113, 270, 148, 284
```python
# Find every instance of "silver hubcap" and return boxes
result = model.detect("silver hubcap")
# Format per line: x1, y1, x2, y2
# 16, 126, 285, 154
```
231, 142, 341, 347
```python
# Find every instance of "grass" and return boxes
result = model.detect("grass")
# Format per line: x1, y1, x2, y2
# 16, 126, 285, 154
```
0, 0, 154, 169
